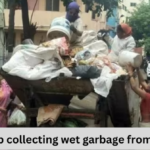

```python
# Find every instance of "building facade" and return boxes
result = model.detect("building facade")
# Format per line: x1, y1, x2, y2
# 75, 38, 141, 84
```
119, 0, 149, 22
4, 0, 106, 46
106, 0, 148, 37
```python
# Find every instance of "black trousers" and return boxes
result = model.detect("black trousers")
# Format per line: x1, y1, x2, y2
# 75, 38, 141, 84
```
107, 80, 131, 127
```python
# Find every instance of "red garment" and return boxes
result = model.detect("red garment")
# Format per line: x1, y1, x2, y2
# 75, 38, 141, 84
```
140, 93, 150, 122
120, 23, 132, 36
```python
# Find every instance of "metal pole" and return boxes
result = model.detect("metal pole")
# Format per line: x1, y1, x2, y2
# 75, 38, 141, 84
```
0, 0, 5, 67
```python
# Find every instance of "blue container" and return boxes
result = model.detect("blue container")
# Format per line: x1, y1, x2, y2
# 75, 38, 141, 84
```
107, 8, 119, 38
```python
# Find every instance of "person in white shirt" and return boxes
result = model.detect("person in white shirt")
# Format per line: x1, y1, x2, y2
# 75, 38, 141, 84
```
112, 24, 136, 55
104, 23, 136, 62
66, 1, 83, 47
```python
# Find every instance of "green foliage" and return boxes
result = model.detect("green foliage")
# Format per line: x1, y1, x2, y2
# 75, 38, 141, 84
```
135, 40, 144, 48
61, 0, 120, 18
128, 3, 150, 55
144, 38, 150, 56
4, 0, 21, 8
61, 0, 73, 10
128, 3, 150, 40
61, 0, 73, 7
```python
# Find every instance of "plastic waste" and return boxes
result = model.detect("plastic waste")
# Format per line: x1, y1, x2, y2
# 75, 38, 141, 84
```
71, 65, 101, 79
8, 108, 26, 126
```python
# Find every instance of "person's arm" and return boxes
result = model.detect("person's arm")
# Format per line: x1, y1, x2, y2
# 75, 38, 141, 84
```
104, 35, 114, 47
70, 26, 82, 36
129, 75, 146, 99
137, 69, 150, 91
70, 19, 83, 36
127, 65, 146, 99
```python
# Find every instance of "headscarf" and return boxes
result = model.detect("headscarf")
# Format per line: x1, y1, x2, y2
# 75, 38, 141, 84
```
120, 23, 132, 36
66, 2, 80, 22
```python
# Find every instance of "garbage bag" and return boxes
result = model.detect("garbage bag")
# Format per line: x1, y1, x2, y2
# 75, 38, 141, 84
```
8, 108, 26, 126
75, 49, 92, 61
71, 65, 101, 79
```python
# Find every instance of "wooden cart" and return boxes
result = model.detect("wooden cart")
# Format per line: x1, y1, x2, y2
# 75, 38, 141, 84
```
1, 69, 131, 127
1, 69, 107, 127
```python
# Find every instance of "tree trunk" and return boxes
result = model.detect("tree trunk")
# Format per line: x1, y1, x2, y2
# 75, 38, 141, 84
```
7, 0, 16, 53
21, 0, 30, 40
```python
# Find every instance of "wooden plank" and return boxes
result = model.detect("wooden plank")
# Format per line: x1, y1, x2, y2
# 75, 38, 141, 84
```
22, 108, 97, 116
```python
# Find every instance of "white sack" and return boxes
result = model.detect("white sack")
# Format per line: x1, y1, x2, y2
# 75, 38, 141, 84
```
108, 51, 119, 63
12, 44, 38, 55
91, 66, 119, 98
8, 108, 26, 126
69, 93, 99, 110
81, 30, 98, 47
3, 44, 44, 73
84, 40, 109, 56
7, 60, 72, 81
119, 51, 142, 68
2, 42, 72, 80
45, 67, 73, 82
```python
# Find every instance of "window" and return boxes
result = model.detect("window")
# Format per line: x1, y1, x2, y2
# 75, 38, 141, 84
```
130, 3, 136, 7
46, 0, 59, 11
122, 5, 127, 11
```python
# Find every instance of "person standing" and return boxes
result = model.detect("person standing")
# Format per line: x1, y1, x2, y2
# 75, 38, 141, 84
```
104, 23, 136, 62
127, 64, 150, 123
66, 1, 83, 47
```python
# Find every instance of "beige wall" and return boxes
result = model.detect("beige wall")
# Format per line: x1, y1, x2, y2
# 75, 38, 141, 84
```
59, 1, 66, 12
5, 9, 106, 46
5, 0, 107, 46
10, 30, 47, 46
32, 0, 86, 12
34, 32, 47, 45
27, 0, 39, 10
39, 0, 46, 10
4, 10, 106, 30
15, 31, 21, 45
27, 0, 86, 12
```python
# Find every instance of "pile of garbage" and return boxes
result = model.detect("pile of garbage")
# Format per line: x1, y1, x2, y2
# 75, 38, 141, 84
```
2, 17, 144, 127
2, 30, 129, 98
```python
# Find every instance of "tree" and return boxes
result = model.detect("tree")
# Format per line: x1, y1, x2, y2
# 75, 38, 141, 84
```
128, 3, 150, 55
7, 0, 37, 51
7, 0, 18, 52
21, 0, 30, 40
6, 0, 21, 52
20, 0, 37, 41
61, 0, 120, 18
